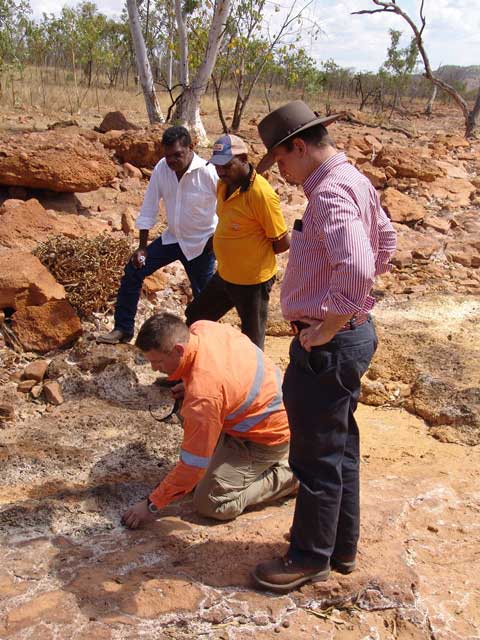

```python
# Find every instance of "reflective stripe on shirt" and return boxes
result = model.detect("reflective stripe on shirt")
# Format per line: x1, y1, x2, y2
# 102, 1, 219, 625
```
226, 345, 265, 421
180, 449, 211, 469
231, 367, 283, 433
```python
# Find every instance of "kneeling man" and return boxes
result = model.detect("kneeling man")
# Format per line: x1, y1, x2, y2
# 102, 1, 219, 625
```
122, 313, 296, 528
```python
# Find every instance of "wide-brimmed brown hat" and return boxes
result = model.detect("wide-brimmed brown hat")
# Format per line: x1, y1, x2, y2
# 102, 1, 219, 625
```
257, 100, 344, 173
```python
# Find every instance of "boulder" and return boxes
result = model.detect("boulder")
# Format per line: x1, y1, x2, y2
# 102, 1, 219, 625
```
0, 131, 116, 193
445, 242, 480, 268
0, 251, 65, 310
0, 199, 109, 250
423, 177, 475, 207
381, 188, 426, 224
11, 300, 82, 353
423, 215, 452, 234
96, 111, 140, 133
374, 145, 445, 182
43, 381, 64, 405
359, 162, 386, 188
121, 207, 136, 235
22, 360, 49, 383
103, 125, 166, 168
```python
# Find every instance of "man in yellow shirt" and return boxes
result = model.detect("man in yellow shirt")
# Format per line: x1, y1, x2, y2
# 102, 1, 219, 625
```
185, 134, 289, 349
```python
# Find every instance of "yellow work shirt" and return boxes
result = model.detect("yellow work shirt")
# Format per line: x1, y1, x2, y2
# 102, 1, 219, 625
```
213, 169, 287, 285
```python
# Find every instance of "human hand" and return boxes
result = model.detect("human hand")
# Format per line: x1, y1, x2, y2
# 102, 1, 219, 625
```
298, 323, 333, 352
121, 499, 157, 529
171, 382, 185, 401
131, 248, 147, 269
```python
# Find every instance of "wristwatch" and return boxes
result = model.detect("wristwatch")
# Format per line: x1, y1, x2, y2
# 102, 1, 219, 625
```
147, 497, 159, 514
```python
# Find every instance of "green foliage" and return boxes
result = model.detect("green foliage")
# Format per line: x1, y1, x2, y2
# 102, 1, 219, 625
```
380, 28, 418, 105
0, 0, 32, 71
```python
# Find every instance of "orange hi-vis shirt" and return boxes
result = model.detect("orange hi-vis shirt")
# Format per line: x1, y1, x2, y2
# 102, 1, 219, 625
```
149, 320, 290, 509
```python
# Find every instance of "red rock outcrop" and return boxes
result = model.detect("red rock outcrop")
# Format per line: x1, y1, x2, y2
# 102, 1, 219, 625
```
0, 130, 116, 192
11, 299, 82, 353
0, 251, 65, 309
381, 187, 426, 223
0, 199, 109, 250
103, 125, 166, 168
374, 144, 445, 182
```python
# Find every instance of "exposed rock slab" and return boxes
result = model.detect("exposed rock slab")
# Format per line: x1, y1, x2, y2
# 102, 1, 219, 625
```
11, 299, 82, 353
0, 199, 109, 251
103, 125, 166, 168
374, 144, 445, 182
0, 251, 65, 309
381, 187, 426, 223
0, 130, 117, 192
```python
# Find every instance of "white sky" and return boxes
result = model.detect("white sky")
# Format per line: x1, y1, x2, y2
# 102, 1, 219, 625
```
29, 0, 480, 73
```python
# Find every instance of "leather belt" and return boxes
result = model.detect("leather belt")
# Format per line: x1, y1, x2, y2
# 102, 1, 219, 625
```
290, 314, 369, 336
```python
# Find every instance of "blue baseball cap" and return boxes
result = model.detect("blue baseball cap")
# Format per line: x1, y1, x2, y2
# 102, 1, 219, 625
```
208, 134, 249, 165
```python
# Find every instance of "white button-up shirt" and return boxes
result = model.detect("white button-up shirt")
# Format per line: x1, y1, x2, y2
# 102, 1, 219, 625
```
135, 152, 219, 261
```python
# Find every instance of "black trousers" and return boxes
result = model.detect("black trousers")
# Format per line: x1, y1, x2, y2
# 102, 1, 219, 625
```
185, 272, 275, 350
283, 318, 377, 569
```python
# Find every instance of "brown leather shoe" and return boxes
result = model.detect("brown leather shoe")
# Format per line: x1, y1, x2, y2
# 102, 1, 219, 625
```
252, 556, 330, 593
96, 329, 133, 344
282, 529, 357, 575
331, 557, 356, 574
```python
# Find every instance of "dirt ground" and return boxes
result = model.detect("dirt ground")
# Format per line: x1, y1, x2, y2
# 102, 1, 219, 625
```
1, 98, 480, 638
1, 296, 479, 639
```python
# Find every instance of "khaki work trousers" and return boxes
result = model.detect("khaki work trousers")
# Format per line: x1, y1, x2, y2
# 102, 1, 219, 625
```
193, 433, 296, 521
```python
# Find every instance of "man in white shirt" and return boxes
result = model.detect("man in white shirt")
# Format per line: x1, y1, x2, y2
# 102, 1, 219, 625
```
98, 126, 218, 344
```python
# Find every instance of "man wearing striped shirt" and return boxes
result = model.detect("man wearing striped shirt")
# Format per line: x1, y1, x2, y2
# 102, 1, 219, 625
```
252, 101, 397, 592
121, 313, 297, 529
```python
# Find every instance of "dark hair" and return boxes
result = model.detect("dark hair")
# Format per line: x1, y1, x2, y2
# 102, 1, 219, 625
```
136, 313, 190, 352
282, 123, 334, 152
161, 126, 192, 148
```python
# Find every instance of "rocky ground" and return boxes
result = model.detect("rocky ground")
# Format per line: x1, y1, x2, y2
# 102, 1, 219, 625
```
0, 102, 479, 638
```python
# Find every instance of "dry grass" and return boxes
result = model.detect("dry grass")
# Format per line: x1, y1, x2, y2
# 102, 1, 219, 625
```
0, 65, 307, 127
34, 234, 132, 318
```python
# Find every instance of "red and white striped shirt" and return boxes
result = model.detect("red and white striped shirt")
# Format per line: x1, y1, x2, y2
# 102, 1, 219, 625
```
281, 152, 396, 321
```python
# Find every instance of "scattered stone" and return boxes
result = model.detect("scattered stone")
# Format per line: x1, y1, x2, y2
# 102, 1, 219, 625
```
0, 131, 117, 192
11, 299, 82, 353
42, 380, 64, 405
22, 359, 49, 383
381, 188, 426, 224
30, 384, 43, 399
0, 251, 65, 310
121, 207, 136, 235
0, 402, 15, 420
424, 215, 451, 234
143, 269, 169, 296
360, 162, 386, 188
17, 379, 37, 393
122, 162, 143, 179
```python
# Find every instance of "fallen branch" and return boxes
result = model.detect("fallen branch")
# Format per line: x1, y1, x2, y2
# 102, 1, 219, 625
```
341, 113, 415, 138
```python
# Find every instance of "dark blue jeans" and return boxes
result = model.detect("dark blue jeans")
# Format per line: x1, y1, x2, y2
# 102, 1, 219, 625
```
114, 236, 215, 335
283, 318, 378, 569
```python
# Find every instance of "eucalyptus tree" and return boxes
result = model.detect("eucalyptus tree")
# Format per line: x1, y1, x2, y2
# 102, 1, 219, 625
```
353, 0, 479, 137
126, 0, 165, 123
212, 0, 319, 132
172, 0, 232, 143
